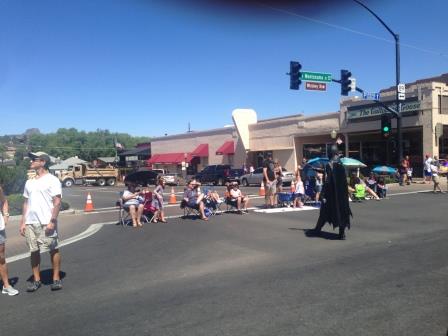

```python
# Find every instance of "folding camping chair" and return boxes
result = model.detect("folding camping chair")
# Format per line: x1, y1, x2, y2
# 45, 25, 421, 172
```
117, 190, 154, 227
277, 192, 294, 207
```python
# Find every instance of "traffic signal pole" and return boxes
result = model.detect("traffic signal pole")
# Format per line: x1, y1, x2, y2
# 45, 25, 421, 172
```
353, 0, 403, 163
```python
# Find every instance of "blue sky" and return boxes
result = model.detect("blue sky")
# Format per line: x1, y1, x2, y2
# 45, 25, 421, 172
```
0, 0, 447, 137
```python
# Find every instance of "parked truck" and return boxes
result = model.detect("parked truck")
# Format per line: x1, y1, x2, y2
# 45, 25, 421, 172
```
57, 164, 119, 187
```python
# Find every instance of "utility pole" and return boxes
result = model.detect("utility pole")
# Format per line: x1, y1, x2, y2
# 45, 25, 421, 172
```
353, 0, 402, 163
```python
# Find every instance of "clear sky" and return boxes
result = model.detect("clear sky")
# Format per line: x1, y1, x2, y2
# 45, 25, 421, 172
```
0, 0, 447, 137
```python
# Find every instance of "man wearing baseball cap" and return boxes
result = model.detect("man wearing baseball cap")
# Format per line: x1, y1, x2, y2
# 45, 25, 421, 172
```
20, 152, 63, 292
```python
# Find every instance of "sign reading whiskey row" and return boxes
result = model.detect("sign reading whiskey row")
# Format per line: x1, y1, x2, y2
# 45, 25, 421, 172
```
305, 81, 327, 91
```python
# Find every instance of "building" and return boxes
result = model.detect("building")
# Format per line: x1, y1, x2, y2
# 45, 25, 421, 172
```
149, 126, 239, 175
340, 73, 448, 175
148, 73, 448, 177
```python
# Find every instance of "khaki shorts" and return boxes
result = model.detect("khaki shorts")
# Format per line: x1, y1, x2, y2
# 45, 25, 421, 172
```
25, 225, 59, 253
265, 180, 277, 198
432, 175, 440, 184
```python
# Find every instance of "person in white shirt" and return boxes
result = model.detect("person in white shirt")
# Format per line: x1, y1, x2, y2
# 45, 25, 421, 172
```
20, 152, 63, 292
424, 155, 433, 184
293, 175, 305, 208
229, 182, 249, 213
0, 185, 19, 296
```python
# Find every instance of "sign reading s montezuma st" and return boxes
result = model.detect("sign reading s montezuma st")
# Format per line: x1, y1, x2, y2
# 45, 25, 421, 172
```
347, 97, 421, 120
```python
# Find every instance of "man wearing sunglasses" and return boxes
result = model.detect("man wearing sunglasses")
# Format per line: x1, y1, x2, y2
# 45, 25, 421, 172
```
20, 152, 63, 292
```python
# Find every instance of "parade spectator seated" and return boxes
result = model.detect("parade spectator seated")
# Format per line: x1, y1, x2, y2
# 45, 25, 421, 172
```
350, 174, 380, 201
182, 179, 208, 220
376, 177, 387, 198
122, 182, 145, 227
365, 172, 377, 192
227, 182, 249, 214
352, 178, 366, 202
202, 187, 223, 212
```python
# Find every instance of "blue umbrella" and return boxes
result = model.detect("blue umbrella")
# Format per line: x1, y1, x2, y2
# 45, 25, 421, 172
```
372, 166, 397, 175
306, 157, 329, 166
340, 157, 367, 168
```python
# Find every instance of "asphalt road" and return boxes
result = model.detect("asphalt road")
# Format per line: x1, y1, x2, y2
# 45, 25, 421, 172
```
1, 191, 447, 336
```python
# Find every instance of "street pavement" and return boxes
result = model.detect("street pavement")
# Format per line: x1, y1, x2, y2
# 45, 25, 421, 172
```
1, 183, 447, 336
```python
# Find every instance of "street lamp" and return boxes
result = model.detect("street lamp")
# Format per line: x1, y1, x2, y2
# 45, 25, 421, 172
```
353, 0, 402, 163
330, 129, 337, 140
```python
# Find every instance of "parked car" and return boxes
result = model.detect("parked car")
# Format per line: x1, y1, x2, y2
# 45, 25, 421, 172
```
195, 165, 243, 186
239, 167, 294, 187
163, 173, 181, 186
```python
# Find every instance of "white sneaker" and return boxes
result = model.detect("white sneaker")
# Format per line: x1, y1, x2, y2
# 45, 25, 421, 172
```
2, 286, 19, 296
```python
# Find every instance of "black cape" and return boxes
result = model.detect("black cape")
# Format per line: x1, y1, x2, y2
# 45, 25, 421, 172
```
316, 160, 352, 230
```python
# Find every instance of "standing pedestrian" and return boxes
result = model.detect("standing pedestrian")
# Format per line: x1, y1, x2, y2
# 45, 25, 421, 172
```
399, 158, 409, 186
404, 155, 412, 185
20, 152, 63, 292
311, 146, 352, 240
430, 161, 444, 193
274, 159, 283, 193
249, 165, 254, 174
424, 154, 432, 184
262, 154, 276, 208
152, 177, 167, 223
0, 186, 19, 296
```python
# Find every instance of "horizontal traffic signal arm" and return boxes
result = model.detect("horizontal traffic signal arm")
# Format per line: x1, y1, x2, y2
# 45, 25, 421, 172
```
332, 78, 401, 119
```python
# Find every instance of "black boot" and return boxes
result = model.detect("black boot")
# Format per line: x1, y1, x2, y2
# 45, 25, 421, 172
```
338, 228, 346, 240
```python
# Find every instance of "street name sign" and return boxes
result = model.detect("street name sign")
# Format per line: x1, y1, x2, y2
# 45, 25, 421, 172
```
305, 81, 327, 91
362, 92, 381, 100
300, 71, 332, 82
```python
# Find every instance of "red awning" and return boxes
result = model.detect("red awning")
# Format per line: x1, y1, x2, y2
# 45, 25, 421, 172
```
191, 144, 209, 157
216, 141, 235, 155
148, 153, 192, 164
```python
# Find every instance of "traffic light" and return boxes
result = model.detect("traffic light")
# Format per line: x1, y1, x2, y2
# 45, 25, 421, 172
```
289, 61, 302, 90
340, 69, 352, 96
381, 113, 391, 138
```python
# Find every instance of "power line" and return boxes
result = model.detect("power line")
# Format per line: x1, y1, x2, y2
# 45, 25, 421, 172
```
258, 2, 448, 59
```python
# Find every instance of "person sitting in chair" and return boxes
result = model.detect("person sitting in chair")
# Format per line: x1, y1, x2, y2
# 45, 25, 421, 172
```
122, 182, 145, 227
228, 182, 249, 214
183, 179, 208, 220
352, 177, 367, 202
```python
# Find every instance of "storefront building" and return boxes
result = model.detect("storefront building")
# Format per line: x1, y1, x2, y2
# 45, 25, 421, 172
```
149, 127, 244, 175
147, 73, 448, 177
339, 73, 448, 176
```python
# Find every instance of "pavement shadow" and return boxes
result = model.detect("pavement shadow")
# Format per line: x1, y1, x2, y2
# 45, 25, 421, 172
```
297, 228, 342, 240
26, 270, 66, 285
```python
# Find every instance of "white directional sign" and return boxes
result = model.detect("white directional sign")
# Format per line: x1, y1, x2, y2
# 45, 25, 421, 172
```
398, 92, 406, 100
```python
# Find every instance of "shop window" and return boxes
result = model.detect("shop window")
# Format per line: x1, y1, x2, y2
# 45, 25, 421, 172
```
348, 142, 361, 160
439, 95, 448, 115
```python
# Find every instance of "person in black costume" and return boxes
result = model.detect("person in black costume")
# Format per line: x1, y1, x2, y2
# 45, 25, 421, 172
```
312, 145, 352, 240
